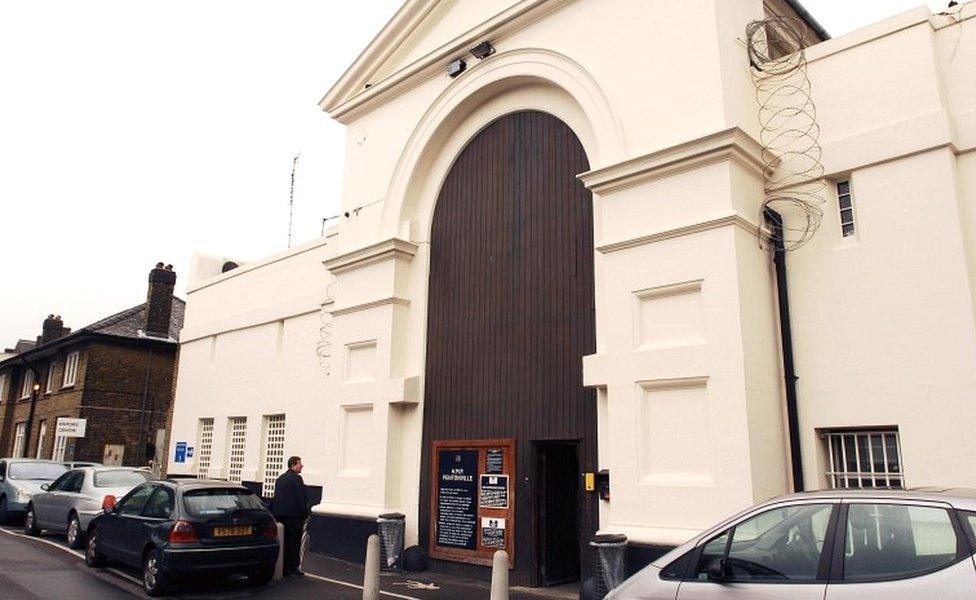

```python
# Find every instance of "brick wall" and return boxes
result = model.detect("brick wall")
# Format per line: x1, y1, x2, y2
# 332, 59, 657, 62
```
0, 340, 178, 466
77, 342, 177, 467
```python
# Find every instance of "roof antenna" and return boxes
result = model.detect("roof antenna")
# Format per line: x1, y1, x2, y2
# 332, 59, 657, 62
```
288, 152, 301, 248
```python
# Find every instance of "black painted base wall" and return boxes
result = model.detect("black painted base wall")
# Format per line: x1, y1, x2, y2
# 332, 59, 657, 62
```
307, 512, 377, 564
305, 512, 675, 585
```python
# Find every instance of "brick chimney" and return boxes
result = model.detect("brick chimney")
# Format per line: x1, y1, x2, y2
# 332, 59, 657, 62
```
39, 314, 70, 344
145, 263, 176, 337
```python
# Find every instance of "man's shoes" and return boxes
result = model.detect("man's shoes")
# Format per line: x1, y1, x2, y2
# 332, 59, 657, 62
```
286, 570, 306, 578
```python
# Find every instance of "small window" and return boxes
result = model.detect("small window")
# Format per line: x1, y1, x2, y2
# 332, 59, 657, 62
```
843, 503, 961, 581
0, 373, 6, 402
62, 352, 79, 387
837, 180, 856, 237
20, 370, 35, 399
660, 550, 693, 580
45, 363, 56, 393
825, 429, 903, 489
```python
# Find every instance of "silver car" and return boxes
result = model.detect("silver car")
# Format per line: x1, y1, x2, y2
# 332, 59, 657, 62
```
24, 467, 156, 548
0, 459, 69, 524
608, 488, 976, 599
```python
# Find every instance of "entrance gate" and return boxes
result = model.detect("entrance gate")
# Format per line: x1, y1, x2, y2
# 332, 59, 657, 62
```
419, 111, 598, 586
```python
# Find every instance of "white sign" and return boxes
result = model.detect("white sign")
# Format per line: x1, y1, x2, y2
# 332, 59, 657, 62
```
481, 517, 506, 529
56, 418, 87, 438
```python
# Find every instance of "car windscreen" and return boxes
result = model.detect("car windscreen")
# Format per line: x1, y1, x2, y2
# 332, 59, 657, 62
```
94, 470, 154, 488
8, 462, 68, 480
182, 489, 266, 518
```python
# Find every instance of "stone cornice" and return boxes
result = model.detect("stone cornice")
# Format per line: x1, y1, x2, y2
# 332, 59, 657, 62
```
322, 238, 418, 275
578, 127, 765, 195
595, 214, 759, 254
328, 294, 411, 317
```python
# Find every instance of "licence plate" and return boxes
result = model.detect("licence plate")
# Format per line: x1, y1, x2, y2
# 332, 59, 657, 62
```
213, 526, 252, 537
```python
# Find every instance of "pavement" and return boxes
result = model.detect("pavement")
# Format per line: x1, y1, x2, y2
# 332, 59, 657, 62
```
0, 523, 580, 599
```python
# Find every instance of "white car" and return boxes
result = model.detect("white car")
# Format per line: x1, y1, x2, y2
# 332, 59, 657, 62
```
608, 488, 976, 599
24, 467, 156, 548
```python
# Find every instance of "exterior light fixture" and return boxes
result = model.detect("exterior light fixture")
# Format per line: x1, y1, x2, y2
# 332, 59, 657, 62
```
32, 382, 41, 392
469, 41, 495, 59
447, 58, 467, 78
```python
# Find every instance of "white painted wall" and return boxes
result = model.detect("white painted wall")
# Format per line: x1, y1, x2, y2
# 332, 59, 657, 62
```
168, 0, 976, 552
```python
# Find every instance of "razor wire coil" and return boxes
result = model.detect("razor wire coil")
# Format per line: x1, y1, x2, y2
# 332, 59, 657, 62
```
747, 16, 826, 250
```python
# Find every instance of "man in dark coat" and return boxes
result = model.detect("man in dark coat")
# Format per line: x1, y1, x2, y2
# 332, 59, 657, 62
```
273, 455, 310, 577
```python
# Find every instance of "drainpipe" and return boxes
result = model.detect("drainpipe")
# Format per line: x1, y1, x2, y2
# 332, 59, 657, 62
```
138, 346, 154, 466
765, 209, 805, 493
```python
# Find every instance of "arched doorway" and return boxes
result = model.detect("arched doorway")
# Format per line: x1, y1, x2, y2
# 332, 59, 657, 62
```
419, 110, 597, 586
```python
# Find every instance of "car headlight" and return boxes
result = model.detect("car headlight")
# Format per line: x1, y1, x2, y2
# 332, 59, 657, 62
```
16, 488, 32, 503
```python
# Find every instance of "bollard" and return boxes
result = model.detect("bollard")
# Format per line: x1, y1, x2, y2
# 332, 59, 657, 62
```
490, 550, 509, 600
363, 534, 381, 600
274, 523, 285, 580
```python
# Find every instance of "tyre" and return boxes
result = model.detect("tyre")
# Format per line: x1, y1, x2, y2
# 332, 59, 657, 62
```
23, 505, 39, 536
0, 497, 8, 525
84, 528, 108, 568
142, 548, 170, 597
66, 513, 84, 549
248, 565, 274, 587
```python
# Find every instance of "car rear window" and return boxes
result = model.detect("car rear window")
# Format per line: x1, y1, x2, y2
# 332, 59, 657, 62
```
94, 470, 154, 488
183, 488, 266, 517
8, 462, 68, 480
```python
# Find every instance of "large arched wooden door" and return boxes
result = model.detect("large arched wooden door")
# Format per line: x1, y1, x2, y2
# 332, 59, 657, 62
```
419, 111, 598, 586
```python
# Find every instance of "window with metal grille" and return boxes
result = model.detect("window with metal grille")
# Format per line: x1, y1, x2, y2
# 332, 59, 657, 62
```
52, 418, 68, 461
261, 414, 286, 497
226, 417, 247, 483
196, 418, 214, 478
13, 422, 26, 458
824, 429, 903, 489
837, 180, 855, 237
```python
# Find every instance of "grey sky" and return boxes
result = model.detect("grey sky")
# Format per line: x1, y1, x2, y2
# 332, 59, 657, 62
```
0, 0, 962, 345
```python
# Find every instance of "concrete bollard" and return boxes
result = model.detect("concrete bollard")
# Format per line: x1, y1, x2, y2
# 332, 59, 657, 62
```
490, 550, 509, 600
363, 534, 381, 600
275, 523, 285, 580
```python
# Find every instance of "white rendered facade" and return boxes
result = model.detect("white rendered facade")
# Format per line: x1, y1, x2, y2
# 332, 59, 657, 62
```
167, 0, 976, 570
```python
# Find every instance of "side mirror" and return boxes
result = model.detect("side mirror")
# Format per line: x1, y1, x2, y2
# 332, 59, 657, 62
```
706, 558, 728, 582
40, 484, 49, 491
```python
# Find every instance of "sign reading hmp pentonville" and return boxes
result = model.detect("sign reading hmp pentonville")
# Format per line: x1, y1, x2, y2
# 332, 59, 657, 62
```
55, 418, 87, 438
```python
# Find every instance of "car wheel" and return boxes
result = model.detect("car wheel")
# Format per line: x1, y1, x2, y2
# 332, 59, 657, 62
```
66, 513, 84, 549
84, 528, 108, 568
23, 505, 39, 536
143, 548, 169, 597
0, 497, 8, 525
248, 565, 275, 587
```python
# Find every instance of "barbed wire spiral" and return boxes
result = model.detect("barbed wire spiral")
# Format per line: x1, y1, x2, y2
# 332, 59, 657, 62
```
316, 273, 337, 375
747, 16, 826, 250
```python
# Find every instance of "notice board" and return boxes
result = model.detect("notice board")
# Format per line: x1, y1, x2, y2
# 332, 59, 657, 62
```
430, 438, 515, 566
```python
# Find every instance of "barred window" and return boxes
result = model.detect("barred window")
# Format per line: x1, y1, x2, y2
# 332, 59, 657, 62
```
825, 429, 903, 489
226, 417, 248, 483
261, 414, 286, 497
196, 418, 214, 479
837, 180, 856, 237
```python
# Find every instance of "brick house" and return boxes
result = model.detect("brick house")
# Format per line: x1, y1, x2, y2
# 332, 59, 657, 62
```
0, 264, 184, 467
